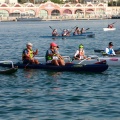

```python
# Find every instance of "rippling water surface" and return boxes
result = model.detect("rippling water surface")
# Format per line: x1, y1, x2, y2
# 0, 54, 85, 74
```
0, 20, 120, 120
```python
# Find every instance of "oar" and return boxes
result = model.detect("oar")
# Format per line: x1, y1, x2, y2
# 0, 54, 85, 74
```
66, 26, 77, 36
110, 21, 117, 25
49, 26, 54, 31
85, 28, 90, 31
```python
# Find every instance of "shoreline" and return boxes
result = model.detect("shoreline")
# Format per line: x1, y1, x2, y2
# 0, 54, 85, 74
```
0, 17, 111, 22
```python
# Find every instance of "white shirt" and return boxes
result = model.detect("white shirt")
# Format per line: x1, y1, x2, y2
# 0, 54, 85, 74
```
105, 47, 116, 55
74, 50, 85, 59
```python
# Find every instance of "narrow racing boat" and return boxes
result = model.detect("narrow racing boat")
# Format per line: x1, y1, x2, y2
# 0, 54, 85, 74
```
0, 60, 108, 73
0, 61, 18, 74
94, 49, 120, 54
41, 32, 95, 39
72, 55, 120, 66
103, 28, 116, 31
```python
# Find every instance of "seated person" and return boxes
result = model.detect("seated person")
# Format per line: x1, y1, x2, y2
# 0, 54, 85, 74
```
66, 29, 70, 36
61, 29, 67, 36
73, 27, 81, 35
52, 29, 59, 36
108, 24, 113, 28
105, 42, 116, 56
80, 28, 86, 34
74, 44, 88, 60
22, 42, 39, 64
45, 42, 65, 66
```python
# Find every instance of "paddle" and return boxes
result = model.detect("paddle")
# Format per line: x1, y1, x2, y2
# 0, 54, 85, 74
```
65, 26, 77, 36
85, 28, 90, 31
110, 21, 117, 25
49, 26, 54, 31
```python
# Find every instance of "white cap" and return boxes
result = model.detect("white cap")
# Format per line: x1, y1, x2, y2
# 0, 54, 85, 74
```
27, 42, 33, 46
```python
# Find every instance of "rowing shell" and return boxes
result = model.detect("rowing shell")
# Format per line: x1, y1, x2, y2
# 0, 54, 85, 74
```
72, 55, 120, 66
94, 49, 120, 54
40, 32, 95, 39
103, 28, 116, 31
0, 60, 108, 73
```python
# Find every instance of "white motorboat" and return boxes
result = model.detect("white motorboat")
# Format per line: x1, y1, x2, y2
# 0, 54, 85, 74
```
103, 28, 116, 31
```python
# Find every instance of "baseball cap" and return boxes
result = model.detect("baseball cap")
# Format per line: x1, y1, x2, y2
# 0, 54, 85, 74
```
27, 42, 33, 46
79, 44, 84, 48
50, 42, 59, 48
109, 42, 113, 46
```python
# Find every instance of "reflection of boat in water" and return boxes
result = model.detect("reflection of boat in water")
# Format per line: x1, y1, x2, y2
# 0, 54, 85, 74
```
17, 17, 42, 21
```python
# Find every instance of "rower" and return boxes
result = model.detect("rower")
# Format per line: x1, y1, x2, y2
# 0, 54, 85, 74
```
52, 29, 59, 36
62, 29, 67, 36
80, 28, 86, 34
104, 42, 116, 56
45, 42, 65, 66
22, 42, 39, 64
74, 44, 88, 60
73, 27, 81, 35
108, 24, 113, 28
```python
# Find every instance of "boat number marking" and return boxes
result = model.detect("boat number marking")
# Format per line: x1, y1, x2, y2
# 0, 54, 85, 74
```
73, 64, 83, 67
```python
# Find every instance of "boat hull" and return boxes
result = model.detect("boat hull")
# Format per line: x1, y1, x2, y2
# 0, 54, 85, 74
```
72, 56, 120, 66
0, 67, 18, 74
41, 32, 95, 39
0, 62, 108, 73
94, 49, 120, 54
103, 28, 116, 31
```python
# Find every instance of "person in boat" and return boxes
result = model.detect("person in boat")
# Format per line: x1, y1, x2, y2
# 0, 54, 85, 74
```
108, 24, 114, 28
45, 42, 65, 66
52, 29, 59, 36
80, 28, 86, 34
61, 29, 68, 36
73, 27, 81, 35
73, 44, 88, 60
22, 42, 39, 64
105, 42, 116, 56
66, 29, 71, 36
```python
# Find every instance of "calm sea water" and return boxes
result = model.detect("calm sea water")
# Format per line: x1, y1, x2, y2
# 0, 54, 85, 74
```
0, 20, 120, 120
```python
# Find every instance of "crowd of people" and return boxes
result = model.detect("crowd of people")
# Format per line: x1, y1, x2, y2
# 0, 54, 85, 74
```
22, 41, 116, 65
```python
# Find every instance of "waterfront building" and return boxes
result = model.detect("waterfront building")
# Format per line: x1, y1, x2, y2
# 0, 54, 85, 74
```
0, 1, 120, 21
0, 0, 18, 4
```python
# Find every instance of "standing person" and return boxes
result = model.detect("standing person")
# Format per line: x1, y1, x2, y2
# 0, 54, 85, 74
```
45, 42, 65, 66
22, 42, 39, 64
74, 44, 88, 60
105, 42, 116, 55
52, 29, 59, 36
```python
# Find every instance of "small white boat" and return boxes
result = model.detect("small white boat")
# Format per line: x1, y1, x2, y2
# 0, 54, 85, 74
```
103, 28, 116, 31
